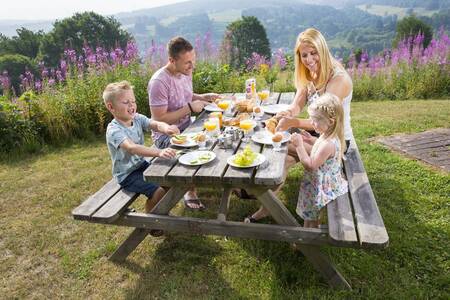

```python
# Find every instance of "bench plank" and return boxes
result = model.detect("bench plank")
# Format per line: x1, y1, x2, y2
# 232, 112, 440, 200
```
91, 189, 139, 223
344, 143, 389, 248
72, 179, 122, 220
327, 193, 358, 246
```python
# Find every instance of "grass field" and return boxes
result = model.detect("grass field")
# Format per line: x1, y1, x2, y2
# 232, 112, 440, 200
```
1, 100, 449, 299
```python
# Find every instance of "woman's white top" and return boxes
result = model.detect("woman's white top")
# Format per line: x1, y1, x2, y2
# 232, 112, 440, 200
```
306, 67, 353, 141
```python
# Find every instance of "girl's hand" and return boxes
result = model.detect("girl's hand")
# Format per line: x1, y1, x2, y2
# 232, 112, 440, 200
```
300, 130, 314, 144
290, 132, 303, 148
165, 125, 180, 136
158, 148, 176, 159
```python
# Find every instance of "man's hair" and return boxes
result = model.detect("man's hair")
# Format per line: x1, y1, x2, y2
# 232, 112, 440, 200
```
167, 36, 193, 59
103, 80, 133, 105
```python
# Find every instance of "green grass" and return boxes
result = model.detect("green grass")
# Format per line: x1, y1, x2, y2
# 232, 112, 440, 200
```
1, 100, 449, 298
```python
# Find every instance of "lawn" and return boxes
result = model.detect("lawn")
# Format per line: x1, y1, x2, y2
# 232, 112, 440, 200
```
1, 100, 449, 299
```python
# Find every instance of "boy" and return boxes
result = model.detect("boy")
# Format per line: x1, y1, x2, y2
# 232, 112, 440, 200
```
103, 80, 178, 215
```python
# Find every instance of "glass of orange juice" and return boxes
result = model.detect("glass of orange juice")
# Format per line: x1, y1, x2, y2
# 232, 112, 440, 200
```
239, 119, 256, 143
204, 117, 219, 140
210, 111, 222, 128
218, 100, 232, 116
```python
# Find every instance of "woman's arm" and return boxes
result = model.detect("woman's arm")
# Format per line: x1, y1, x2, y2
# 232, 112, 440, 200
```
325, 73, 352, 102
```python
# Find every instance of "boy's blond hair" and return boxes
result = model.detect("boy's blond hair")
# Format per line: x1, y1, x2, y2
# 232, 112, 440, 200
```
308, 93, 346, 161
103, 81, 133, 105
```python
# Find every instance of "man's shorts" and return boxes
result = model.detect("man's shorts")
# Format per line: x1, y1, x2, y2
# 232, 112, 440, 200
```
119, 161, 159, 198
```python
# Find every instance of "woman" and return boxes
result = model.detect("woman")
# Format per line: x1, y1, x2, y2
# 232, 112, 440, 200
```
244, 28, 353, 223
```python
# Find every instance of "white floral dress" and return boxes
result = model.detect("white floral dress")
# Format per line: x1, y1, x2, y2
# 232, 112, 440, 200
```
296, 138, 348, 221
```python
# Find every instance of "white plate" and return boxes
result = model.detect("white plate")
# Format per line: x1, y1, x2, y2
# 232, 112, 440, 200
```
178, 150, 216, 166
261, 103, 290, 115
251, 131, 291, 145
204, 103, 223, 112
227, 153, 266, 168
170, 132, 200, 148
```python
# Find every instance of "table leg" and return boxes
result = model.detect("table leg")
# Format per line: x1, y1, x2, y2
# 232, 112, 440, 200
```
248, 187, 351, 290
110, 187, 188, 262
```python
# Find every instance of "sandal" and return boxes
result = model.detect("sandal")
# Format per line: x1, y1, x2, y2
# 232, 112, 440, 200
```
244, 216, 257, 223
184, 198, 206, 211
233, 189, 257, 200
149, 229, 164, 237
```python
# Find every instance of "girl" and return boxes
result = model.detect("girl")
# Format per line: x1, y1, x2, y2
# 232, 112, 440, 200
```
290, 93, 348, 228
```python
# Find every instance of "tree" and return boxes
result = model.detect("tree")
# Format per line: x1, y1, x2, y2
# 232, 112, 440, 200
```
0, 28, 44, 59
38, 12, 133, 66
394, 15, 433, 48
220, 16, 271, 68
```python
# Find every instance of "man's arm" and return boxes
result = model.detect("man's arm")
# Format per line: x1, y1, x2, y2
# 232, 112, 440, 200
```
150, 104, 191, 125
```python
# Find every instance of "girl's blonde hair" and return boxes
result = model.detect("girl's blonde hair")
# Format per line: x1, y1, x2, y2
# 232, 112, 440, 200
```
294, 28, 341, 91
308, 93, 346, 160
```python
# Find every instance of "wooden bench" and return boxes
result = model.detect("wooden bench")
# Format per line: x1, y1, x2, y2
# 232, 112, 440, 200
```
327, 139, 389, 249
72, 158, 154, 224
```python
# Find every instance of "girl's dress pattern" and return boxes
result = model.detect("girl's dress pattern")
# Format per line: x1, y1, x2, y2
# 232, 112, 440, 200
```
296, 138, 348, 220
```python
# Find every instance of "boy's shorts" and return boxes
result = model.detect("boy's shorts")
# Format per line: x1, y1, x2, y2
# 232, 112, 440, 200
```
119, 161, 159, 198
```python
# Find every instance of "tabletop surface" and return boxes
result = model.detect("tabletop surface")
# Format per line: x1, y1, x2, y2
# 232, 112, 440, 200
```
144, 92, 295, 188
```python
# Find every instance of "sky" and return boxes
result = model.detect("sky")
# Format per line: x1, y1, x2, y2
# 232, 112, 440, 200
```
0, 0, 188, 21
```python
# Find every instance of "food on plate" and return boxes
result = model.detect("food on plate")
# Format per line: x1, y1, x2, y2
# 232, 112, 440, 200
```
189, 153, 213, 165
223, 113, 251, 126
265, 117, 278, 134
272, 133, 283, 143
194, 132, 206, 142
233, 145, 257, 167
171, 134, 188, 144
253, 106, 262, 114
235, 99, 255, 113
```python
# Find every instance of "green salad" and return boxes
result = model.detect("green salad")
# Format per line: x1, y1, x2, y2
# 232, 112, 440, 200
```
233, 146, 257, 166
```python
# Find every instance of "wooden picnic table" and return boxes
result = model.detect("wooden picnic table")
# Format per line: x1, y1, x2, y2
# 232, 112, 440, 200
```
72, 92, 389, 290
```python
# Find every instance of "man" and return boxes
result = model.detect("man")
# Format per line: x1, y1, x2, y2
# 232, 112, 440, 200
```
148, 36, 219, 210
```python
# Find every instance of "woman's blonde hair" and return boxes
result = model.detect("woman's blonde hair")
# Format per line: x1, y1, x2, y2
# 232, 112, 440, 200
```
308, 93, 346, 160
294, 28, 336, 91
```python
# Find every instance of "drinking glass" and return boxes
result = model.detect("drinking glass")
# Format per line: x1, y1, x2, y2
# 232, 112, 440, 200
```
239, 119, 256, 143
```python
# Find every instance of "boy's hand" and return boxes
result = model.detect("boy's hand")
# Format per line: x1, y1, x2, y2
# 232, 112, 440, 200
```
158, 148, 176, 159
165, 125, 180, 136
190, 100, 208, 113
202, 93, 220, 102
290, 132, 303, 148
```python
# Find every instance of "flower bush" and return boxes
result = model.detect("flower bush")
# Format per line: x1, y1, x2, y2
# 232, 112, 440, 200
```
0, 30, 448, 153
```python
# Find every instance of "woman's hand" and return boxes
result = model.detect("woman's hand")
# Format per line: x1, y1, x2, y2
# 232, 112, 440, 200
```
275, 110, 292, 119
158, 148, 176, 159
276, 117, 296, 132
